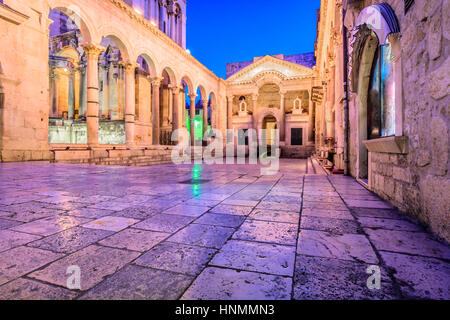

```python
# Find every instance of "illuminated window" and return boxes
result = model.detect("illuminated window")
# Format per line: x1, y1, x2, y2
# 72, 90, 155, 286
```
367, 37, 395, 139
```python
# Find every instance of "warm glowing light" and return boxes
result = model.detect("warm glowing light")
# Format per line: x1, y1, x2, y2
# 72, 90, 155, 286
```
134, 8, 142, 15
150, 20, 156, 26
186, 49, 191, 54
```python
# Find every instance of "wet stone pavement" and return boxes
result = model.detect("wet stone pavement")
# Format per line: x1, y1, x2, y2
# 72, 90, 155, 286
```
0, 159, 448, 300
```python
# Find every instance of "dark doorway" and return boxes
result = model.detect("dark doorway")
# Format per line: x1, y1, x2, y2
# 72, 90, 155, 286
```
291, 128, 303, 146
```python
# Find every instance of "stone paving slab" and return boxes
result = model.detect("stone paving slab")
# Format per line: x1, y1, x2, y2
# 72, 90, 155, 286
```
365, 229, 450, 259
249, 209, 300, 224
0, 218, 22, 230
11, 216, 91, 237
301, 208, 355, 220
357, 217, 424, 232
233, 220, 298, 246
210, 240, 296, 276
181, 267, 292, 300
133, 214, 195, 233
169, 224, 235, 249
79, 265, 193, 300
300, 216, 362, 234
135, 242, 216, 276
0, 230, 41, 253
293, 255, 399, 300
83, 216, 138, 232
163, 204, 210, 218
0, 246, 63, 286
380, 251, 450, 299
194, 213, 245, 228
99, 228, 169, 252
27, 227, 113, 254
0, 278, 78, 300
209, 204, 254, 216
29, 245, 140, 291
297, 230, 378, 264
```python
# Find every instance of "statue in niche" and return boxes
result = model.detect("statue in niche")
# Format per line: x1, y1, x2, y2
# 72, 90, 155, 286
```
239, 99, 248, 117
293, 96, 306, 115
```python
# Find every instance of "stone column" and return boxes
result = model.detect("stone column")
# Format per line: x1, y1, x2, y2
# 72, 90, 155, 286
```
101, 65, 110, 118
125, 62, 137, 147
329, 66, 336, 141
172, 86, 181, 132
280, 91, 286, 142
68, 69, 75, 119
167, 85, 173, 127
151, 77, 162, 145
189, 93, 197, 145
308, 98, 314, 143
83, 44, 104, 147
252, 94, 258, 130
227, 95, 233, 130
202, 99, 209, 137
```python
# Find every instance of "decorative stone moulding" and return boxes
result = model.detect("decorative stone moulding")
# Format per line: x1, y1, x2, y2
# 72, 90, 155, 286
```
0, 3, 29, 25
363, 136, 409, 154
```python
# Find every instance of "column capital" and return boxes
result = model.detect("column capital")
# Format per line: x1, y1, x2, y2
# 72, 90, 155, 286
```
227, 95, 234, 101
151, 77, 163, 86
280, 90, 287, 96
202, 99, 209, 106
188, 93, 197, 100
124, 62, 139, 74
252, 94, 259, 101
82, 43, 105, 60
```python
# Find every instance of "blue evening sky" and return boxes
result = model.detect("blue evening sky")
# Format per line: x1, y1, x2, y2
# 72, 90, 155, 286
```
186, 0, 321, 79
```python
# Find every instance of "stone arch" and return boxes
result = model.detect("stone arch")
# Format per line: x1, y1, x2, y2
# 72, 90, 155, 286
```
49, 1, 95, 43
161, 66, 177, 85
99, 34, 131, 62
180, 75, 194, 94
196, 84, 207, 101
135, 53, 157, 77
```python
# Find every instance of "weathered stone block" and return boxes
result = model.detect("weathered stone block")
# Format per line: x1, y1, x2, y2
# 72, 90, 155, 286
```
427, 12, 442, 60
430, 117, 449, 176
428, 56, 450, 100
393, 167, 411, 183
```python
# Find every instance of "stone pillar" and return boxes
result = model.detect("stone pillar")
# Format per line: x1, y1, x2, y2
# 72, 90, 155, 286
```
101, 65, 110, 118
280, 91, 286, 142
252, 94, 258, 130
308, 98, 314, 143
168, 85, 173, 127
172, 86, 181, 131
68, 70, 75, 119
329, 66, 336, 141
202, 99, 209, 137
83, 44, 104, 147
125, 62, 137, 147
151, 77, 162, 145
227, 95, 233, 129
189, 93, 197, 145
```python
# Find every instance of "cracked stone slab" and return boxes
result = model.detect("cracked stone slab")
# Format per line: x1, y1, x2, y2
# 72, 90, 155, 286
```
358, 217, 424, 232
297, 230, 378, 264
99, 228, 169, 252
210, 204, 254, 216
380, 251, 450, 300
293, 255, 399, 300
365, 229, 450, 260
163, 204, 210, 218
249, 209, 300, 224
210, 240, 296, 276
300, 216, 362, 234
181, 267, 292, 300
0, 204, 61, 223
301, 208, 355, 220
194, 213, 245, 228
79, 265, 193, 300
185, 198, 223, 207
133, 214, 195, 233
233, 220, 298, 246
11, 216, 91, 237
135, 241, 216, 276
0, 230, 41, 253
0, 218, 22, 230
29, 245, 139, 291
221, 199, 259, 207
0, 278, 78, 300
27, 227, 113, 254
169, 224, 234, 249
0, 246, 63, 286
113, 206, 160, 220
83, 216, 138, 232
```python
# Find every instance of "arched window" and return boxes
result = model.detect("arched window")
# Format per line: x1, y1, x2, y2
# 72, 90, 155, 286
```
367, 37, 395, 139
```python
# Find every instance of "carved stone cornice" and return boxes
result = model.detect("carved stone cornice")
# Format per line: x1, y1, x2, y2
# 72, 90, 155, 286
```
0, 3, 29, 25
107, 0, 219, 81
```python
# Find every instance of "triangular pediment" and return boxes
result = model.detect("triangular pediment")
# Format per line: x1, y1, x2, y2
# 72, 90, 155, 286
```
227, 55, 314, 83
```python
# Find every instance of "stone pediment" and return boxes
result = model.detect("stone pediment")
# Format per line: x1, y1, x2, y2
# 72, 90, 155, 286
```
227, 55, 314, 84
